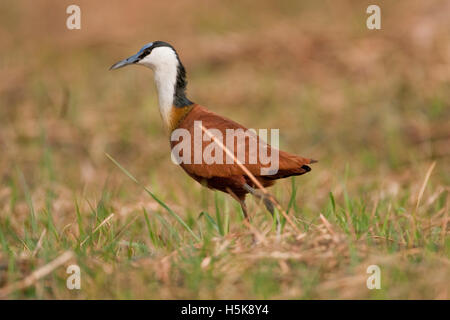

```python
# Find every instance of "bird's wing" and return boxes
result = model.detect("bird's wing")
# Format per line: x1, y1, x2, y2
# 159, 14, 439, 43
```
171, 104, 314, 179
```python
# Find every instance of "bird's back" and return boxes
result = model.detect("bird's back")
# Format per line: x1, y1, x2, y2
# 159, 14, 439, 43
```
171, 104, 315, 183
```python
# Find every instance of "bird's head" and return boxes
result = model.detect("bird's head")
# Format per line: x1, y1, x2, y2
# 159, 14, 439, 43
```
110, 41, 192, 119
109, 41, 179, 71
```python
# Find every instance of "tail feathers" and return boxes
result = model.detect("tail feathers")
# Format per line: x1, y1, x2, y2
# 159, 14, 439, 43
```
265, 164, 311, 180
301, 165, 311, 172
264, 156, 317, 180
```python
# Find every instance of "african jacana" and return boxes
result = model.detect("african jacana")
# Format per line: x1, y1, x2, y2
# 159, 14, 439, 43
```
110, 41, 316, 217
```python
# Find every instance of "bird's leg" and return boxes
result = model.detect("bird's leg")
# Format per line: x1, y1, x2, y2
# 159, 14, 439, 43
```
239, 200, 249, 220
243, 184, 281, 233
226, 187, 249, 220
243, 183, 275, 216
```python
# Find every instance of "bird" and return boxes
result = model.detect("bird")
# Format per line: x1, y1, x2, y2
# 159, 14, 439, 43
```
110, 41, 316, 218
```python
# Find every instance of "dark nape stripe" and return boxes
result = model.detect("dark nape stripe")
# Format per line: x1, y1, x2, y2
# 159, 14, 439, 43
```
173, 60, 193, 108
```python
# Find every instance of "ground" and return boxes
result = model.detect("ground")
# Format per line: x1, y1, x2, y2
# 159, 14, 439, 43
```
0, 0, 449, 299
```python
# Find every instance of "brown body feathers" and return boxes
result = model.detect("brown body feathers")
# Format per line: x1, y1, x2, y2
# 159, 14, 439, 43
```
170, 104, 316, 202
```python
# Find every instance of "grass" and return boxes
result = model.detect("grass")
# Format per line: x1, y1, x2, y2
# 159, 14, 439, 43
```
0, 0, 449, 299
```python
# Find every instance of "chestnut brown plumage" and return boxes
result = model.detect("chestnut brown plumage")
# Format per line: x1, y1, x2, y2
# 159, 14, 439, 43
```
110, 41, 316, 218
171, 104, 316, 217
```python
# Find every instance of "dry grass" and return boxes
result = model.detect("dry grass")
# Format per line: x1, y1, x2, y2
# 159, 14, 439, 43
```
0, 0, 449, 299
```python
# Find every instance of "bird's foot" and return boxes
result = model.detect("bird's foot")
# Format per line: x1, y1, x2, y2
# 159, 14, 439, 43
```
243, 183, 276, 216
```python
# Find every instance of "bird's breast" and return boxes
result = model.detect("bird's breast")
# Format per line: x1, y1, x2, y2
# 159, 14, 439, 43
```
167, 104, 195, 132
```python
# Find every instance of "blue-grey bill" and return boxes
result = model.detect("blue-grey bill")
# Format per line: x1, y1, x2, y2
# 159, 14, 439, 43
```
109, 53, 140, 70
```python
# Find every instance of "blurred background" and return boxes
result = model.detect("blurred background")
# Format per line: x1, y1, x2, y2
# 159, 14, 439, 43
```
0, 0, 449, 299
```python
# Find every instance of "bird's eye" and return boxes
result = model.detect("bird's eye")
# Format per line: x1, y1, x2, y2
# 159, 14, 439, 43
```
139, 48, 152, 59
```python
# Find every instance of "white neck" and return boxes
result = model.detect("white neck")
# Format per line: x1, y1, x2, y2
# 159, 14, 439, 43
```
138, 47, 179, 127
154, 65, 177, 127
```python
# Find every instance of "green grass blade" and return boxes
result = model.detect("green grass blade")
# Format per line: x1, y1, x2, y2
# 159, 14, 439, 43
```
143, 208, 160, 247
106, 153, 200, 242
199, 211, 220, 234
214, 192, 224, 236
287, 177, 298, 213
16, 168, 38, 236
